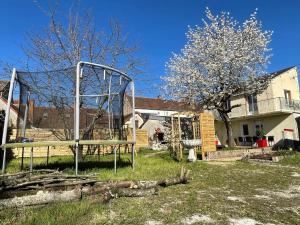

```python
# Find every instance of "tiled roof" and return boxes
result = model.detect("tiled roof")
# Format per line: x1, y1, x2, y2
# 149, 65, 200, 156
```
268, 66, 296, 78
0, 80, 9, 91
128, 96, 201, 112
0, 96, 18, 114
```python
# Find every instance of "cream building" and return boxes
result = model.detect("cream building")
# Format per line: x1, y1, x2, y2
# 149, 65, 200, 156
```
215, 66, 300, 149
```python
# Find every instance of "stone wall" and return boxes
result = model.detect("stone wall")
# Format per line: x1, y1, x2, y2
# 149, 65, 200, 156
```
10, 128, 147, 158
206, 148, 272, 160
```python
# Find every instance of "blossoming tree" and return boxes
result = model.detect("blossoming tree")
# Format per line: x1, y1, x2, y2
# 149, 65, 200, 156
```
162, 8, 272, 147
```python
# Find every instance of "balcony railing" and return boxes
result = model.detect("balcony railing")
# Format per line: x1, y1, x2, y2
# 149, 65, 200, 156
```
229, 97, 300, 118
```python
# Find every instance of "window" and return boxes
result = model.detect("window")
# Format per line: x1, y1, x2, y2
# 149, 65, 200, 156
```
284, 90, 292, 104
247, 94, 258, 113
242, 124, 249, 136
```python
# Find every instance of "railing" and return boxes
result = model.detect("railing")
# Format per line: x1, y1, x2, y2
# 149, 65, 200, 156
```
229, 97, 300, 118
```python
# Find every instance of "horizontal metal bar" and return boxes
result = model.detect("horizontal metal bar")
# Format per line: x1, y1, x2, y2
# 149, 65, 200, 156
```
80, 93, 120, 97
79, 140, 135, 145
78, 61, 133, 81
2, 141, 76, 148
1, 140, 135, 149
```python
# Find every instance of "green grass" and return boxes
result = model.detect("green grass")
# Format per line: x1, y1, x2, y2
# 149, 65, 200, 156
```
1, 150, 300, 225
280, 152, 300, 166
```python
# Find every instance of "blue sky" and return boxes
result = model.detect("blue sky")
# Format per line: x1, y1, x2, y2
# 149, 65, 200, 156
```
0, 0, 299, 97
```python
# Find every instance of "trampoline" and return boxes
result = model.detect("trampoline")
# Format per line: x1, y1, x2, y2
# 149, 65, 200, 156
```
1, 61, 136, 175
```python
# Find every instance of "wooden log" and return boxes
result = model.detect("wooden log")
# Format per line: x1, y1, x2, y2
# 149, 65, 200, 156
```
0, 168, 191, 209
111, 187, 157, 198
1, 172, 97, 188
0, 169, 58, 180
0, 189, 82, 209
2, 167, 190, 193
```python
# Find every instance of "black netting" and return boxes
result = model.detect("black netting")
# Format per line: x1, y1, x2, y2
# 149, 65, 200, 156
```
79, 64, 131, 141
13, 63, 131, 143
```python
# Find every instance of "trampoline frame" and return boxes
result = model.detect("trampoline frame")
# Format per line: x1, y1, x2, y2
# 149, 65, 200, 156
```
1, 61, 136, 175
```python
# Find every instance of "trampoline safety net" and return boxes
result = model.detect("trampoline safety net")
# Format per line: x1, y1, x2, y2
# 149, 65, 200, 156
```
13, 63, 132, 143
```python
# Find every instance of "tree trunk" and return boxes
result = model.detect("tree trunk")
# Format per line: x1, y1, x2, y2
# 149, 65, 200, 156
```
0, 189, 82, 209
218, 110, 235, 148
71, 145, 84, 162
78, 145, 84, 162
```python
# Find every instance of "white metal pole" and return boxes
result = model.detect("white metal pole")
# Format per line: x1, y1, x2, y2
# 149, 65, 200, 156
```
108, 72, 112, 139
21, 91, 30, 138
1, 68, 16, 174
114, 145, 117, 173
118, 93, 122, 139
131, 81, 136, 169
75, 62, 81, 175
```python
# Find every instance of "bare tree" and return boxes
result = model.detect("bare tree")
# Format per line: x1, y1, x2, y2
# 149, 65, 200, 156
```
16, 2, 143, 160
162, 8, 272, 147
23, 2, 142, 73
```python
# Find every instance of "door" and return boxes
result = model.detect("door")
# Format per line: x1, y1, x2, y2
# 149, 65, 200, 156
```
242, 124, 249, 136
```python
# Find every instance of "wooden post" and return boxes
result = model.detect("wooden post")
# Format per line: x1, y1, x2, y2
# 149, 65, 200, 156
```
192, 117, 196, 139
21, 147, 25, 170
30, 147, 33, 174
200, 115, 205, 160
178, 115, 182, 160
46, 146, 50, 166
192, 117, 197, 158
114, 145, 117, 173
171, 116, 175, 155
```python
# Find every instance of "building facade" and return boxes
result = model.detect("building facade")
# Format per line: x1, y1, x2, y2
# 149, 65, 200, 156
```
215, 66, 300, 149
124, 96, 198, 147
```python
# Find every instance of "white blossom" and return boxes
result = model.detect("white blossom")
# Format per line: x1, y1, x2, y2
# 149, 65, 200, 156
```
162, 8, 272, 146
162, 8, 272, 110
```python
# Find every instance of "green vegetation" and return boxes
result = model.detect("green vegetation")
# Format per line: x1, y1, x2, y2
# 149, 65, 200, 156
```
218, 146, 241, 151
1, 150, 300, 225
280, 151, 300, 166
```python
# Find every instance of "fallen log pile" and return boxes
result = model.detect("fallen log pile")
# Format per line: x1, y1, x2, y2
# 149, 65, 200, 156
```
0, 167, 190, 209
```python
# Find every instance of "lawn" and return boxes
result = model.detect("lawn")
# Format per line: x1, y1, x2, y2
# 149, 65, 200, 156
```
1, 150, 300, 225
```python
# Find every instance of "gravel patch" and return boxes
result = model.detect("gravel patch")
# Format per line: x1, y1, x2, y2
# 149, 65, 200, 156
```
181, 214, 214, 224
229, 218, 261, 225
227, 196, 246, 203
268, 185, 300, 198
256, 185, 300, 199
145, 220, 163, 225
253, 194, 272, 200
291, 172, 300, 177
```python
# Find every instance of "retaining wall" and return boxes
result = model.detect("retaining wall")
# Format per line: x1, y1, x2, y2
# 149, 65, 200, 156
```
206, 148, 272, 160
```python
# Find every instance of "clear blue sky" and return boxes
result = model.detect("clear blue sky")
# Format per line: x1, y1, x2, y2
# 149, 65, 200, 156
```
0, 0, 299, 97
